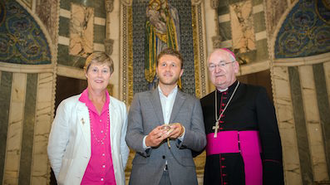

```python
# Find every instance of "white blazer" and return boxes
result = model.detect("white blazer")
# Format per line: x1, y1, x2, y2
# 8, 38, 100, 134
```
48, 94, 129, 185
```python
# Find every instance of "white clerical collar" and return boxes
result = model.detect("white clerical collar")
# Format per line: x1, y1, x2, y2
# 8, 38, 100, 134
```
217, 88, 228, 92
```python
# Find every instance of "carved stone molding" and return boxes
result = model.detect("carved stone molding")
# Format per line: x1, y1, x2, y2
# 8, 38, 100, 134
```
104, 38, 114, 55
191, 0, 203, 5
105, 0, 114, 12
121, 0, 132, 6
210, 0, 219, 9
212, 35, 222, 49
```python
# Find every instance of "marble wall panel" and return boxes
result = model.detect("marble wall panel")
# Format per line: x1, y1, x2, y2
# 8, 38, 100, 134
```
219, 21, 232, 41
289, 66, 313, 184
313, 63, 330, 179
60, 1, 71, 10
299, 65, 329, 182
31, 73, 55, 185
3, 73, 27, 185
59, 17, 71, 37
272, 66, 302, 185
0, 71, 12, 184
94, 24, 106, 43
19, 74, 37, 185
253, 0, 263, 5
229, 0, 256, 53
69, 3, 94, 57
255, 39, 269, 62
325, 61, 330, 114
253, 12, 266, 33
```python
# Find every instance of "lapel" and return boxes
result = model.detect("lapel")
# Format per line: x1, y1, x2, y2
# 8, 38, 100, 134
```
76, 101, 91, 151
170, 90, 186, 123
151, 88, 165, 125
109, 98, 118, 143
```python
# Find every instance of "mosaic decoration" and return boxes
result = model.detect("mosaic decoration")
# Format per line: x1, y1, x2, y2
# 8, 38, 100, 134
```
315, 0, 330, 24
0, 1, 51, 64
275, 0, 330, 58
132, 0, 196, 95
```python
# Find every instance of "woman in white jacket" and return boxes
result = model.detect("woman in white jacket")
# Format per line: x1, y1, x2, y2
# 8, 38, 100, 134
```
48, 52, 129, 185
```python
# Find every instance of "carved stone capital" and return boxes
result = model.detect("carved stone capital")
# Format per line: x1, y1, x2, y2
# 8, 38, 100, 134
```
104, 39, 114, 55
210, 0, 219, 9
212, 35, 222, 49
105, 0, 114, 12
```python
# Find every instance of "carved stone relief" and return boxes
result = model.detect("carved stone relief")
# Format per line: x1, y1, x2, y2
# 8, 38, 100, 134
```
229, 0, 256, 53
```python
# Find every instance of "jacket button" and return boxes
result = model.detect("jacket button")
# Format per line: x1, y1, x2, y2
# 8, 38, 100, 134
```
162, 155, 166, 159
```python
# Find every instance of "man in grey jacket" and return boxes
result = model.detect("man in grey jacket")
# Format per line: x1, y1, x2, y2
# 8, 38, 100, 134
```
126, 48, 206, 185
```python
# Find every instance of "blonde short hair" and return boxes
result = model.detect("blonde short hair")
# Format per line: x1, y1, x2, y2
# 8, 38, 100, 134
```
84, 52, 114, 74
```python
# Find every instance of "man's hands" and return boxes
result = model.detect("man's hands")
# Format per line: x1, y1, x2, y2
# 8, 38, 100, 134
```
145, 123, 185, 147
145, 126, 168, 147
166, 123, 184, 139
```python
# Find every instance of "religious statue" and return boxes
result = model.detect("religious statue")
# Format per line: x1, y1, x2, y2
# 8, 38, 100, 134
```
145, 0, 181, 89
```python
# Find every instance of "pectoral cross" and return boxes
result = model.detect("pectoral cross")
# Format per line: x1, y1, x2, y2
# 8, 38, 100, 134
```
213, 122, 219, 138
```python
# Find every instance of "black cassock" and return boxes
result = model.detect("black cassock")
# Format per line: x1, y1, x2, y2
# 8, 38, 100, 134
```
200, 81, 284, 185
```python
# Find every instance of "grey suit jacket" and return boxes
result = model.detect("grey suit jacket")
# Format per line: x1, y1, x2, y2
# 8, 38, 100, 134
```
126, 88, 206, 185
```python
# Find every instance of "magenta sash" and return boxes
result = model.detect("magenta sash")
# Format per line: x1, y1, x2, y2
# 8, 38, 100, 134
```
206, 131, 262, 185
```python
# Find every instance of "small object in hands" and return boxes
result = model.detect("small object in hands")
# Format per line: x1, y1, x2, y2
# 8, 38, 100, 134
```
161, 124, 172, 149
161, 125, 174, 134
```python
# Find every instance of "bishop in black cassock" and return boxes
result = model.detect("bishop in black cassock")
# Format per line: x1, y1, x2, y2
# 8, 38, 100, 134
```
200, 48, 284, 185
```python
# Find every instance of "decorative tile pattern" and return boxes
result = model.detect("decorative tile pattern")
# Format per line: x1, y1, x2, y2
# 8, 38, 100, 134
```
0, 1, 51, 65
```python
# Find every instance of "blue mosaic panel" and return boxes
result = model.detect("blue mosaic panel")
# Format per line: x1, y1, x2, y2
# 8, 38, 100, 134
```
0, 1, 51, 64
132, 0, 195, 95
275, 0, 330, 58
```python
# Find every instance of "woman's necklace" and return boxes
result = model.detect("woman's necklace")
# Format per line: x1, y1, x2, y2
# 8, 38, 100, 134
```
213, 81, 240, 138
89, 110, 110, 144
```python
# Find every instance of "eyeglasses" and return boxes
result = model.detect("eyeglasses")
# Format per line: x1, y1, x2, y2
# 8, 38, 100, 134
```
208, 61, 234, 71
